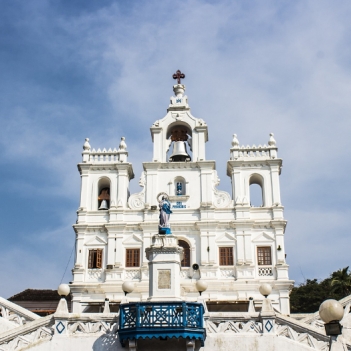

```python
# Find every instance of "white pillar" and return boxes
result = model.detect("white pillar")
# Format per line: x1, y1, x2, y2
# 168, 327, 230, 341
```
146, 235, 183, 301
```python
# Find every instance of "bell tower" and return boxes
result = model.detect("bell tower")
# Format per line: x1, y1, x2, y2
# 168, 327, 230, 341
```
145, 72, 215, 212
150, 72, 208, 164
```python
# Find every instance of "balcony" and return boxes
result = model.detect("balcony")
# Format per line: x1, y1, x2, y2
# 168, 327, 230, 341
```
118, 302, 206, 346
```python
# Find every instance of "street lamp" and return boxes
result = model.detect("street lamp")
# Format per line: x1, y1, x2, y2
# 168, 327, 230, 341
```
56, 284, 70, 314
319, 299, 344, 350
58, 284, 70, 298
195, 280, 208, 296
122, 281, 135, 296
259, 283, 272, 298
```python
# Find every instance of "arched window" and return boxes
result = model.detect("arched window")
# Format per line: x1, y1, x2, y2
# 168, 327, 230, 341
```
249, 174, 264, 207
174, 176, 186, 196
178, 240, 190, 267
97, 178, 111, 210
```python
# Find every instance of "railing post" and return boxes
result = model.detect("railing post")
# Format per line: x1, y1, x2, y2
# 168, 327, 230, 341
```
182, 302, 187, 327
136, 303, 140, 328
120, 306, 124, 328
199, 304, 203, 328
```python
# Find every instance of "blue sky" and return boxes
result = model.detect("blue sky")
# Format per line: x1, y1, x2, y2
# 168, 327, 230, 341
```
1, 0, 351, 298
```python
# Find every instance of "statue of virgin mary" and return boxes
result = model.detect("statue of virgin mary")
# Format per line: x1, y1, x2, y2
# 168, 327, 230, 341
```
159, 195, 172, 234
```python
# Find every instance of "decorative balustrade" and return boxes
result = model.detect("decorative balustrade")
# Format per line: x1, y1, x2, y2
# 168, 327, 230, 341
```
82, 137, 129, 163
66, 316, 118, 335
258, 266, 274, 277
220, 268, 235, 278
0, 315, 54, 351
124, 269, 141, 280
0, 297, 39, 328
230, 133, 278, 160
87, 269, 104, 282
118, 302, 206, 346
89, 148, 120, 163
0, 313, 118, 351
1, 308, 349, 351
206, 314, 335, 351
230, 145, 277, 160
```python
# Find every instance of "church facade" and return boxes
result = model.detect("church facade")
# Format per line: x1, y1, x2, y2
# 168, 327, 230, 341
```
71, 77, 292, 315
2, 74, 351, 351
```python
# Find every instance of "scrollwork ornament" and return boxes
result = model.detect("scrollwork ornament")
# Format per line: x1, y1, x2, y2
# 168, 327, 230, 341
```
128, 172, 146, 210
212, 171, 232, 208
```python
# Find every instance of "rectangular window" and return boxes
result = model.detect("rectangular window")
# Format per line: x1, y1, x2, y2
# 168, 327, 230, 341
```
88, 249, 103, 269
126, 249, 140, 267
219, 247, 234, 266
257, 247, 272, 265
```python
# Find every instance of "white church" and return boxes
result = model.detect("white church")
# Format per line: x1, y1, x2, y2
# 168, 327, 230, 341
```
1, 72, 351, 351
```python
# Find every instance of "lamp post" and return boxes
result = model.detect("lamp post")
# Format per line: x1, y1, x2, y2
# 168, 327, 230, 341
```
319, 299, 344, 351
258, 284, 275, 334
56, 284, 70, 314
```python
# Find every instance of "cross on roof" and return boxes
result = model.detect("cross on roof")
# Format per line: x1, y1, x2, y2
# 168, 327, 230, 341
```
172, 70, 185, 84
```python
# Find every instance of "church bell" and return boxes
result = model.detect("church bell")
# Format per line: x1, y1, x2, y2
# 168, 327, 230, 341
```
169, 141, 191, 162
99, 199, 109, 210
98, 187, 110, 210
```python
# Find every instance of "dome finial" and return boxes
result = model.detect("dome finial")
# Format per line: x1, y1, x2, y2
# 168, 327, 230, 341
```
83, 138, 91, 151
268, 133, 276, 146
119, 137, 127, 151
232, 134, 239, 147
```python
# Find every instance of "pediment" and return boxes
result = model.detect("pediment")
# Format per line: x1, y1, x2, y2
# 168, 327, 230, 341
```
152, 111, 208, 141
85, 236, 107, 246
162, 110, 197, 125
252, 232, 274, 242
122, 234, 143, 245
215, 232, 236, 243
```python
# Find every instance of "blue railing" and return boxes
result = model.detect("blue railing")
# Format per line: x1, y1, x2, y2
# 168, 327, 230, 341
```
118, 302, 206, 346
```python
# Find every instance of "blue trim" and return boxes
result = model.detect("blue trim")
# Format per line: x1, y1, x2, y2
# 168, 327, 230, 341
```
118, 302, 206, 347
159, 228, 172, 234
265, 320, 273, 332
56, 321, 65, 334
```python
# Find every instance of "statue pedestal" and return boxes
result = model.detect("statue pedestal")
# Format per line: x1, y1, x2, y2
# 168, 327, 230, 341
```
145, 234, 183, 301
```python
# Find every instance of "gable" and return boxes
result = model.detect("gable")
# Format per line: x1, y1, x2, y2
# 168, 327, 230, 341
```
122, 234, 143, 245
215, 232, 236, 243
85, 236, 107, 246
252, 232, 274, 242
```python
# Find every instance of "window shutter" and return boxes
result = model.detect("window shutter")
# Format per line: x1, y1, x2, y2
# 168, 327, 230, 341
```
134, 249, 140, 267
88, 250, 93, 269
126, 249, 140, 267
126, 249, 131, 267
257, 247, 272, 265
178, 240, 190, 267
219, 247, 233, 266
96, 249, 103, 268
227, 247, 233, 265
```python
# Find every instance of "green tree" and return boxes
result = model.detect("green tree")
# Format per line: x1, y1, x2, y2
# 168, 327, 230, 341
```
331, 266, 351, 296
290, 268, 348, 313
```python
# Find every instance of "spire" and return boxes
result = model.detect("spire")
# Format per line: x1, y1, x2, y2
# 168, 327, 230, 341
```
168, 70, 189, 111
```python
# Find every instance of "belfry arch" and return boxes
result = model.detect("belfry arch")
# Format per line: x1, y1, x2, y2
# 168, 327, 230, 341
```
249, 173, 264, 207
